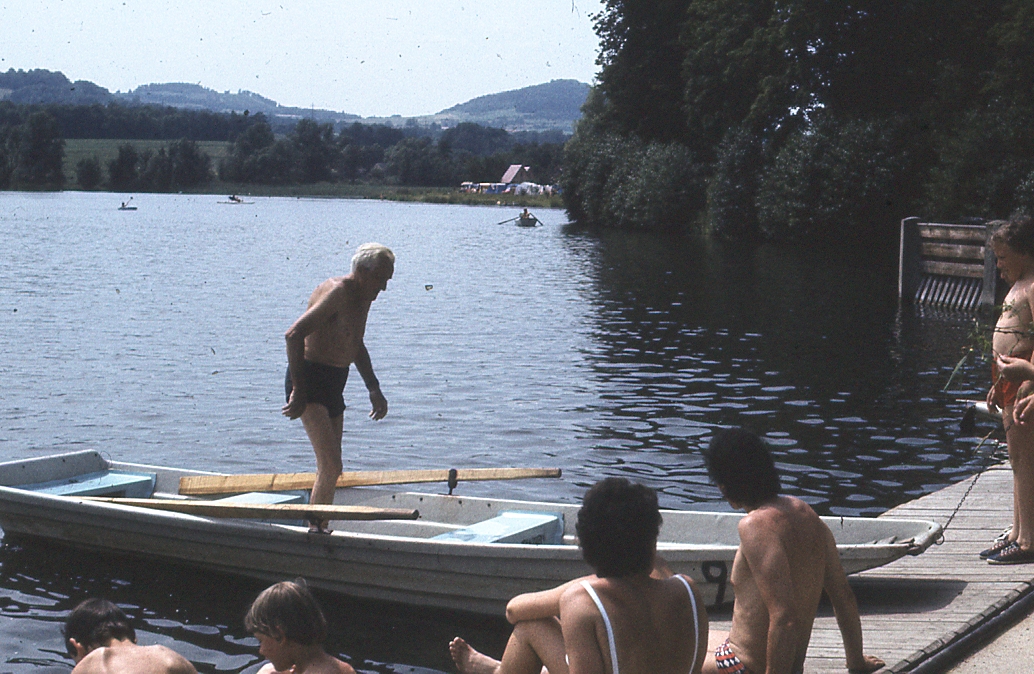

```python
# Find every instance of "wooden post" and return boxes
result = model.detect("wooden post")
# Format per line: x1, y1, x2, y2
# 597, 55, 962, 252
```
979, 222, 999, 312
898, 217, 921, 303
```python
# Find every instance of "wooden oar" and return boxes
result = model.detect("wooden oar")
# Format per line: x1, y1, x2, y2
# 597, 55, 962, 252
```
82, 497, 419, 520
180, 467, 562, 496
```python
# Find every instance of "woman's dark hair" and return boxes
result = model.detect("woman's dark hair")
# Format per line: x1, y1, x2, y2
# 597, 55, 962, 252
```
576, 477, 662, 577
703, 428, 781, 508
245, 579, 327, 645
63, 598, 136, 654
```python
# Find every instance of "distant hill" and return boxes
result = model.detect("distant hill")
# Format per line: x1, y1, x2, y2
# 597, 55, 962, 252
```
0, 68, 587, 133
367, 79, 590, 133
0, 68, 111, 105
114, 82, 362, 126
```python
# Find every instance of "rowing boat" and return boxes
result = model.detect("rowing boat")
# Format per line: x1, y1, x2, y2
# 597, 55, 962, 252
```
0, 450, 942, 615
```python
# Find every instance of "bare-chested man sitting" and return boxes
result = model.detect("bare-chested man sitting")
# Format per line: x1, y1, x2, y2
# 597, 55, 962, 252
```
283, 242, 394, 532
450, 477, 708, 674
63, 598, 197, 674
702, 429, 884, 674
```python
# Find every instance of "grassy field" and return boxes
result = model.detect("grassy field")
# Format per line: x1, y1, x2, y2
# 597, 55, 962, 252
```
59, 138, 565, 208
63, 138, 232, 185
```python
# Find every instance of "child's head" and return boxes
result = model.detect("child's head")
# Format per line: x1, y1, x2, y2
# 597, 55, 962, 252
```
244, 579, 327, 645
63, 598, 136, 656
991, 215, 1034, 258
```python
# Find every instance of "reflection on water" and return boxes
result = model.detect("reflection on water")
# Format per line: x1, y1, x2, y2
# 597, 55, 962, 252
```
0, 192, 998, 671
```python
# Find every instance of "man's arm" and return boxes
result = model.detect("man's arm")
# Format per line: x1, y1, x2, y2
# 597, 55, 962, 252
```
353, 343, 387, 420
821, 529, 884, 673
737, 518, 800, 674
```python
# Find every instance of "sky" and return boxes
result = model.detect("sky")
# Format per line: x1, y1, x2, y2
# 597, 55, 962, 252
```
0, 0, 606, 118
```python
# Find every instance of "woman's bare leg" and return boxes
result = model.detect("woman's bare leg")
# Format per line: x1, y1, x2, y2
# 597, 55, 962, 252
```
451, 619, 567, 674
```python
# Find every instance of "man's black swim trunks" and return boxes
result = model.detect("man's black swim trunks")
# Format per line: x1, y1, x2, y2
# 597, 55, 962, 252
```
285, 359, 349, 418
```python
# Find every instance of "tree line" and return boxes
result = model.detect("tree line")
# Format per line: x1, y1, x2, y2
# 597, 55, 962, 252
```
561, 0, 1034, 249
219, 119, 564, 187
0, 100, 566, 192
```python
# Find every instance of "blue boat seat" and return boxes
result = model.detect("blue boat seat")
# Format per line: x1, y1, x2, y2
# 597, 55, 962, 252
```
433, 510, 564, 545
17, 470, 157, 499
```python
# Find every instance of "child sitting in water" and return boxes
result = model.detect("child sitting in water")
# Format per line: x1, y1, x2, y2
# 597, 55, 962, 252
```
63, 598, 197, 674
983, 214, 1034, 564
245, 579, 355, 674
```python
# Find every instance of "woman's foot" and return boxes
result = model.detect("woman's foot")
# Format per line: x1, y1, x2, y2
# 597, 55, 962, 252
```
449, 637, 501, 674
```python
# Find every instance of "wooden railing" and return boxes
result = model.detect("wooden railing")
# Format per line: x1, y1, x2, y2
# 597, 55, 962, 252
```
898, 217, 1000, 312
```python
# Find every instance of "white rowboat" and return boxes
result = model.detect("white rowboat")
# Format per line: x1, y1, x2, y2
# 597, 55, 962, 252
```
0, 451, 942, 615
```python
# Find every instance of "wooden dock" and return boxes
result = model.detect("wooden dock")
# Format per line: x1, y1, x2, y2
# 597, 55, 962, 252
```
706, 461, 1034, 673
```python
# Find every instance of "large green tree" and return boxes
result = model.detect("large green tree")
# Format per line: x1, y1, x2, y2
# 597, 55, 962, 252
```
12, 111, 65, 187
565, 0, 1031, 246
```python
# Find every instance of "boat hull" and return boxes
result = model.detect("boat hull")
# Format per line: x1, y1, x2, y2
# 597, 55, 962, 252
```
0, 451, 942, 615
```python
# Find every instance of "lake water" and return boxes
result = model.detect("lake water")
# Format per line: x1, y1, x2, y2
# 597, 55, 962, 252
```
0, 191, 996, 671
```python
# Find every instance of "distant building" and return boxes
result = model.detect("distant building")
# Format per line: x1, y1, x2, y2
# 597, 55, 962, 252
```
501, 164, 533, 184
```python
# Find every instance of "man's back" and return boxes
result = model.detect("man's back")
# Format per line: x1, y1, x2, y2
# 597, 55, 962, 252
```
73, 642, 197, 674
561, 574, 706, 674
727, 495, 830, 674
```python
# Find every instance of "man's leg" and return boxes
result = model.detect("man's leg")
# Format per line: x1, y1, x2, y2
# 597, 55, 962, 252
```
701, 629, 729, 674
450, 619, 568, 674
302, 404, 344, 506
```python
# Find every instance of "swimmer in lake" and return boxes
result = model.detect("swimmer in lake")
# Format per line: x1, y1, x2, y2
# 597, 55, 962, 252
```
246, 580, 355, 674
63, 598, 197, 674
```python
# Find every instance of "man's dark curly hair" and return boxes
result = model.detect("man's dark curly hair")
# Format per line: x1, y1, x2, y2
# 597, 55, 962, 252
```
703, 428, 781, 508
63, 598, 136, 654
576, 477, 662, 577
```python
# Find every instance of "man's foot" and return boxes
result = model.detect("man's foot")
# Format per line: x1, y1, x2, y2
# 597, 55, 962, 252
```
449, 637, 500, 674
307, 518, 333, 535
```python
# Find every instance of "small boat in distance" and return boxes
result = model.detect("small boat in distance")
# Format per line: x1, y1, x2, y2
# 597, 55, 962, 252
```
0, 450, 943, 615
517, 208, 539, 226
118, 198, 137, 211
219, 194, 254, 204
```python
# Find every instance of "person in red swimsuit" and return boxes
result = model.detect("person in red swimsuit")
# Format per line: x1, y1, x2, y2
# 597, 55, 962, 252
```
984, 215, 1034, 564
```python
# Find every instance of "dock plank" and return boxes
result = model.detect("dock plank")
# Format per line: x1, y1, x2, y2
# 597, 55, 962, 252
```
796, 463, 1034, 672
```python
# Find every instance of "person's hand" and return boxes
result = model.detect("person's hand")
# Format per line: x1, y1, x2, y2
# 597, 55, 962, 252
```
369, 388, 388, 420
996, 353, 1034, 382
1015, 394, 1034, 425
282, 390, 307, 419
848, 654, 885, 673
